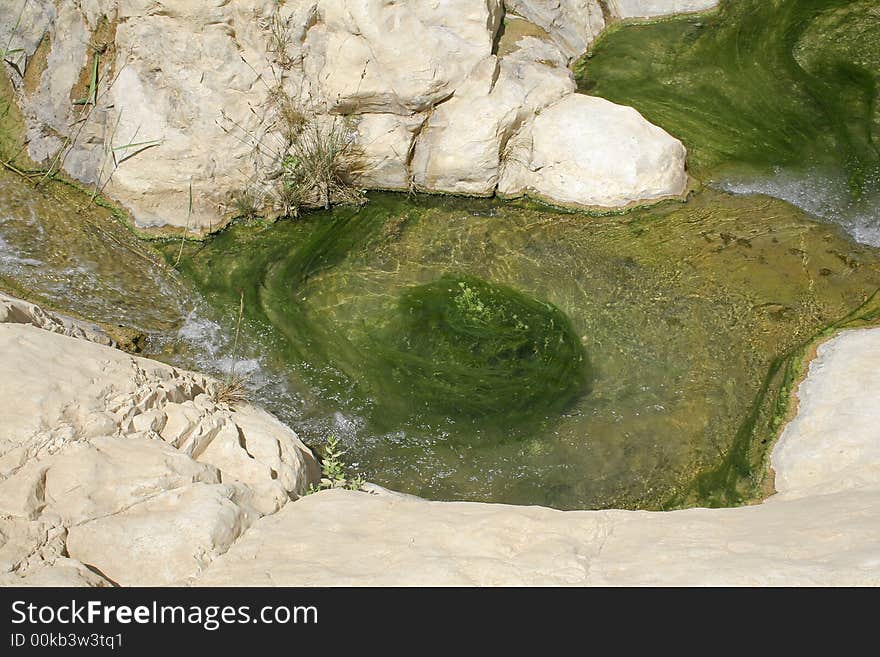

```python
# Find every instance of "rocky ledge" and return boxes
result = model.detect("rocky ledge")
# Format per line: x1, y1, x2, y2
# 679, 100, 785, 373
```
0, 293, 319, 586
0, 1, 719, 230
1, 292, 878, 586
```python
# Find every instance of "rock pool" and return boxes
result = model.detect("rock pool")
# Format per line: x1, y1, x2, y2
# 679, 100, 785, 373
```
162, 189, 880, 509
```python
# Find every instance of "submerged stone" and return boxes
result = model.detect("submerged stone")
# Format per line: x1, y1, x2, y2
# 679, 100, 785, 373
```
369, 275, 588, 440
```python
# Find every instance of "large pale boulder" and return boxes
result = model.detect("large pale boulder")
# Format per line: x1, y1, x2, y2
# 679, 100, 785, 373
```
197, 485, 880, 586
412, 38, 574, 195
100, 17, 260, 228
499, 94, 689, 208
0, 299, 319, 585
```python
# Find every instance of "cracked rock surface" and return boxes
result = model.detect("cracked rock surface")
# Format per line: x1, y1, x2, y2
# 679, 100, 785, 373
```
0, 0, 700, 229
0, 295, 320, 586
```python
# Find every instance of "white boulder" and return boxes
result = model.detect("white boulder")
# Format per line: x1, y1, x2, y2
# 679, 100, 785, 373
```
412, 37, 574, 195
499, 94, 689, 208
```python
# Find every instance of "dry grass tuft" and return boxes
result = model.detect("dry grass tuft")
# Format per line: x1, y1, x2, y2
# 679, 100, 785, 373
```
212, 373, 251, 407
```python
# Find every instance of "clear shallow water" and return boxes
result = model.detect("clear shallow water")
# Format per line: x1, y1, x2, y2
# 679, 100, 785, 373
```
163, 190, 880, 510
3, 169, 880, 511
0, 170, 186, 332
717, 170, 880, 247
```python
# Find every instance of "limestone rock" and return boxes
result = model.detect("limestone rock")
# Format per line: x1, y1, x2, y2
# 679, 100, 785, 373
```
67, 482, 253, 586
503, 1, 607, 60
3, 297, 880, 586
608, 0, 720, 20
352, 113, 426, 191
43, 437, 220, 526
412, 38, 574, 195
0, 297, 320, 585
771, 328, 880, 500
304, 0, 503, 115
102, 10, 265, 229
1, 0, 693, 226
197, 484, 880, 586
0, 517, 67, 577
0, 558, 111, 587
0, 290, 112, 346
499, 94, 689, 208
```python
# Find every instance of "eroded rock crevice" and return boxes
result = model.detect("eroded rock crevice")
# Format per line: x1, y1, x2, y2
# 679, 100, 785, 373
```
0, 293, 320, 587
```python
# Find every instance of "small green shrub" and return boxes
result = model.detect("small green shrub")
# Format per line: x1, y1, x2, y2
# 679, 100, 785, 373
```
308, 435, 366, 493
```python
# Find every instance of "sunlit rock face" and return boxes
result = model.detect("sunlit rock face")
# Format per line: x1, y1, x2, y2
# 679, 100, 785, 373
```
498, 94, 689, 208
0, 0, 689, 229
0, 294, 320, 586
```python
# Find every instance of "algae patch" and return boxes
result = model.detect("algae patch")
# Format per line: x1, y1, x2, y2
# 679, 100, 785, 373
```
368, 274, 589, 441
165, 190, 880, 510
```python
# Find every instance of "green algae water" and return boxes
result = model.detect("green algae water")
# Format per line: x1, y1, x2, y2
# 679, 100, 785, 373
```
5, 170, 879, 511
578, 0, 880, 184
577, 0, 880, 243
370, 274, 589, 440
165, 191, 880, 509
